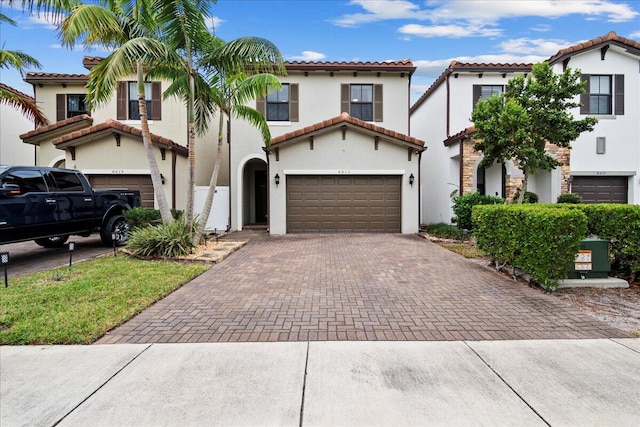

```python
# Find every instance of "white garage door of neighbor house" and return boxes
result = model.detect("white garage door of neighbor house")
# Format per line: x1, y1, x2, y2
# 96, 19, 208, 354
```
89, 174, 154, 208
286, 175, 401, 232
572, 176, 628, 204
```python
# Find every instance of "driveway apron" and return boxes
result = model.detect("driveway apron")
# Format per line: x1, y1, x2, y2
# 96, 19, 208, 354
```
97, 232, 631, 344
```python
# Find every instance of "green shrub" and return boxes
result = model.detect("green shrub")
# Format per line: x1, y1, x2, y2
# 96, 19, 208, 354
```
473, 205, 587, 291
557, 193, 582, 204
425, 223, 464, 240
124, 207, 162, 229
452, 192, 504, 230
126, 219, 193, 258
513, 189, 539, 204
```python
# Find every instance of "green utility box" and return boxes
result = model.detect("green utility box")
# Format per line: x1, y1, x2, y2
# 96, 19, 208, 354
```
567, 238, 611, 279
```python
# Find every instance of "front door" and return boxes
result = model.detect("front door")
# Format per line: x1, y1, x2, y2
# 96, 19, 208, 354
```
254, 170, 267, 223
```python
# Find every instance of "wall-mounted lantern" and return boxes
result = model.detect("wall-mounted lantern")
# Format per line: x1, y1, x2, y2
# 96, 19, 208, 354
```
409, 173, 415, 187
275, 173, 280, 187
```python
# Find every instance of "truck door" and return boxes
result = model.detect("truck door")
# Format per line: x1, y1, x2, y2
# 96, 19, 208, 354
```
0, 168, 54, 242
48, 170, 95, 235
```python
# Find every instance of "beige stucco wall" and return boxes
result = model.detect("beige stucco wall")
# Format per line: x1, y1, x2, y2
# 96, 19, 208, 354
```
269, 127, 420, 235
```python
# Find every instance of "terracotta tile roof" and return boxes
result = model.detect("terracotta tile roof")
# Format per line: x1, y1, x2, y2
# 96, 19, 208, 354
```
20, 114, 93, 142
24, 72, 88, 84
0, 82, 34, 101
284, 60, 416, 74
548, 31, 640, 64
410, 61, 533, 113
270, 112, 425, 150
82, 56, 103, 70
51, 118, 188, 156
444, 126, 477, 147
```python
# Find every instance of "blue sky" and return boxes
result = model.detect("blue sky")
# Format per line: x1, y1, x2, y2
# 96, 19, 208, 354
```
1, 0, 639, 103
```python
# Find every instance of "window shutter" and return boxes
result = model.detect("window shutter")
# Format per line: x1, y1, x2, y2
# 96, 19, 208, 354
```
56, 94, 65, 121
580, 75, 590, 115
256, 94, 266, 116
289, 83, 299, 122
340, 84, 350, 115
472, 85, 482, 110
116, 82, 127, 120
373, 84, 383, 122
614, 74, 624, 115
151, 82, 162, 120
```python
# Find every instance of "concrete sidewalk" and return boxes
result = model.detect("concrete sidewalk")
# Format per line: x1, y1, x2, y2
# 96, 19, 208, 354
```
2, 339, 639, 426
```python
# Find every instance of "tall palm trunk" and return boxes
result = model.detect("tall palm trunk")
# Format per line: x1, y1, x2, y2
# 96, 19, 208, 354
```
185, 72, 196, 226
137, 62, 172, 223
193, 112, 224, 246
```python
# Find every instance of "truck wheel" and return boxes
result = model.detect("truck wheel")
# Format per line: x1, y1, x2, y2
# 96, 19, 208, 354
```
100, 215, 129, 246
34, 235, 69, 248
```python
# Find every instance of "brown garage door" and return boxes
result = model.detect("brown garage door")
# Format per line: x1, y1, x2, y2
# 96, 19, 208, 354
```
89, 174, 154, 208
287, 175, 401, 232
572, 176, 628, 203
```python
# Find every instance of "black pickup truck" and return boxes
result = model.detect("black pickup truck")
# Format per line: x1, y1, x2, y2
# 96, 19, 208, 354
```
0, 165, 141, 247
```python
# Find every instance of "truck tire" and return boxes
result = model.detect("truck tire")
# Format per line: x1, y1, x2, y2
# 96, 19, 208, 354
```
34, 235, 69, 248
100, 214, 129, 246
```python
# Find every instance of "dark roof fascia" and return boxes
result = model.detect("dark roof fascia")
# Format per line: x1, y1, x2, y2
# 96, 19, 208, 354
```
24, 73, 89, 85
20, 115, 93, 145
285, 61, 416, 76
549, 39, 640, 65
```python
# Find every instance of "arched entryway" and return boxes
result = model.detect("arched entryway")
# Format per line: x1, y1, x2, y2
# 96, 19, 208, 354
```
242, 158, 268, 228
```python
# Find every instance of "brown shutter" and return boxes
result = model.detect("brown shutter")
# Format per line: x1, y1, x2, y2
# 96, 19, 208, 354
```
472, 85, 482, 110
614, 74, 624, 115
340, 84, 350, 115
56, 94, 65, 121
373, 84, 383, 122
151, 82, 162, 120
256, 94, 266, 116
580, 75, 590, 115
116, 81, 127, 120
289, 83, 299, 122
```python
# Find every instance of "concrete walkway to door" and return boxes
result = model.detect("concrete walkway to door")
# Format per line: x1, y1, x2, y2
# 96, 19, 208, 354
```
97, 232, 632, 344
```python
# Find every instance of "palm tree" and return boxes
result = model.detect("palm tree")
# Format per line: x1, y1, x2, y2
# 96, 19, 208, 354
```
0, 13, 49, 127
59, 0, 174, 224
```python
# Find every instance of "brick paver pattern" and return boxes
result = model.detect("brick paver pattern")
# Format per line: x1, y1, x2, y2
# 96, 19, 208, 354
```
98, 232, 633, 343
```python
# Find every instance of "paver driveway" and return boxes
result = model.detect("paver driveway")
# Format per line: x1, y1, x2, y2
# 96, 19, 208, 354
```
98, 232, 631, 343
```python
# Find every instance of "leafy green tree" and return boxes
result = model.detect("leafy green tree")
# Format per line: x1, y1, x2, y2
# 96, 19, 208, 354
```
0, 13, 49, 127
60, 0, 174, 223
471, 62, 597, 203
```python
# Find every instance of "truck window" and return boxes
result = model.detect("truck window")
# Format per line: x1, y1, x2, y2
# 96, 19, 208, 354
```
1, 170, 48, 194
50, 171, 85, 192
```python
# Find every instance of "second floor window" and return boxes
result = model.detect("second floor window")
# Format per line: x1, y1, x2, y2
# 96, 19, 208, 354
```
266, 84, 290, 121
66, 95, 88, 118
128, 82, 152, 120
116, 81, 161, 121
581, 74, 624, 116
350, 84, 373, 121
473, 85, 504, 109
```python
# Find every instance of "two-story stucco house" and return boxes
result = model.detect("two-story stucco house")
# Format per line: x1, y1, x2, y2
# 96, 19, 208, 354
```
17, 58, 424, 234
411, 32, 639, 226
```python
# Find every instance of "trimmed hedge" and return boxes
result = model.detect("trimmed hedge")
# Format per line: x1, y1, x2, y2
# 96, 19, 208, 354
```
557, 193, 582, 204
452, 192, 505, 230
473, 205, 587, 291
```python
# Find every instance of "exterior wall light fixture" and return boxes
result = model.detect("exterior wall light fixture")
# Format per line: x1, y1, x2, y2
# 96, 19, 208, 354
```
275, 173, 280, 187
409, 173, 415, 187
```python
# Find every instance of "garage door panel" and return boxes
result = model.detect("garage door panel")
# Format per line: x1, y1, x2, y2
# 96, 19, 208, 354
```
89, 174, 153, 208
572, 176, 627, 204
287, 175, 401, 232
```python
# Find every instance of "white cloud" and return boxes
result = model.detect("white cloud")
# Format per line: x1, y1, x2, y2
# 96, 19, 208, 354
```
398, 23, 501, 38
531, 24, 552, 32
629, 31, 640, 39
332, 0, 431, 27
497, 38, 575, 55
207, 16, 224, 32
26, 12, 62, 30
49, 43, 86, 52
287, 51, 327, 61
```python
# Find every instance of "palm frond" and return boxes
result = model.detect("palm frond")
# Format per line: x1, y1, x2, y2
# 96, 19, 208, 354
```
205, 36, 286, 76
231, 105, 271, 146
0, 49, 42, 76
0, 84, 50, 127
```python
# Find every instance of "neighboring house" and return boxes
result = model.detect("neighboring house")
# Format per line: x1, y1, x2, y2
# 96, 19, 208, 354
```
19, 58, 424, 234
230, 60, 423, 234
411, 32, 640, 225
0, 83, 38, 165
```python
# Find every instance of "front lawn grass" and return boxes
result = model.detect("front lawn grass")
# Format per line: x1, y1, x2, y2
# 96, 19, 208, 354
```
0, 256, 209, 345
439, 242, 487, 259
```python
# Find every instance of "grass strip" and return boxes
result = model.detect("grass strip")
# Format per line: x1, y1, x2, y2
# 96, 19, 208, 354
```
0, 256, 209, 345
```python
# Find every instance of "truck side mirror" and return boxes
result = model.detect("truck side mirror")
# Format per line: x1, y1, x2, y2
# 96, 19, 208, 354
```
0, 184, 21, 197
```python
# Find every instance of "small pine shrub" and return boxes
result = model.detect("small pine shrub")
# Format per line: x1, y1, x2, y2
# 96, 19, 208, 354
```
127, 219, 193, 258
425, 223, 464, 240
557, 193, 582, 204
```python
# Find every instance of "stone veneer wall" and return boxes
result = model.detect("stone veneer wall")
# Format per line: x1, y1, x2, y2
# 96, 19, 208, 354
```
461, 137, 570, 201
